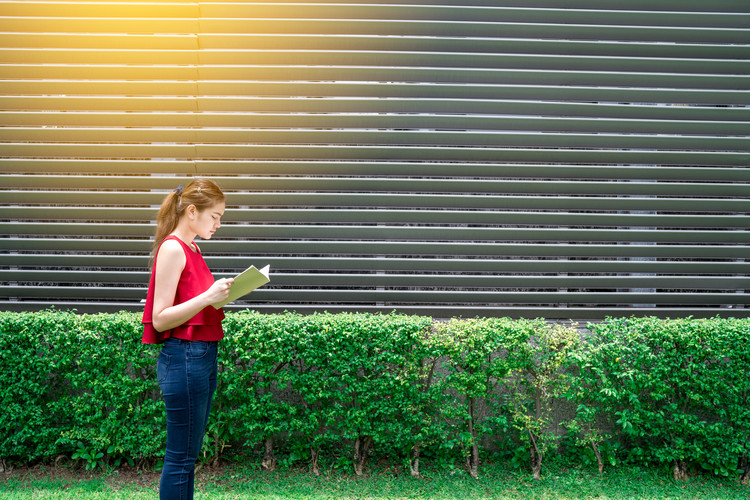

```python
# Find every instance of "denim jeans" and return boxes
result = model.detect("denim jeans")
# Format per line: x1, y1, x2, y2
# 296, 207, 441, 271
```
157, 338, 218, 500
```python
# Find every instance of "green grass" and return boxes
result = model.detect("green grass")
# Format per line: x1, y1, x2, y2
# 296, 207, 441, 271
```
1, 464, 748, 500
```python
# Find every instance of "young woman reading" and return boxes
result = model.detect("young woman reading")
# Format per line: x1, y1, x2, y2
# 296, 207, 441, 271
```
142, 178, 233, 500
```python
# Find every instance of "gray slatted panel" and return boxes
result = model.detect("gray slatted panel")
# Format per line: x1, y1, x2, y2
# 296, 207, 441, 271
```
0, 1, 748, 318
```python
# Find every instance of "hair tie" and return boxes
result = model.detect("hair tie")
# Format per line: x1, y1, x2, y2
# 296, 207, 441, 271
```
173, 184, 184, 196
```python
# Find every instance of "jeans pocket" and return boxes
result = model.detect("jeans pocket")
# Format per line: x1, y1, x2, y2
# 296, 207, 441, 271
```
187, 341, 211, 359
157, 352, 171, 385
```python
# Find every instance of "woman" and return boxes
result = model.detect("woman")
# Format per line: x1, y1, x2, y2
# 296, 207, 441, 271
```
142, 178, 233, 499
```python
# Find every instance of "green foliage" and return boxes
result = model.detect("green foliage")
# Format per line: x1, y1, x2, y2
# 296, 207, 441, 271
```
214, 311, 300, 469
292, 312, 436, 475
574, 316, 750, 479
506, 321, 580, 480
1, 310, 748, 483
71, 442, 105, 471
434, 317, 536, 478
0, 310, 162, 465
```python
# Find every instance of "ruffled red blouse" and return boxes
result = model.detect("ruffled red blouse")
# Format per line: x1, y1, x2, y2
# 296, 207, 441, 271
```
141, 235, 225, 344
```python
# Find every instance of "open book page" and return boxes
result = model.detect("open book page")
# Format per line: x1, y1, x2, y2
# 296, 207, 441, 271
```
215, 264, 270, 308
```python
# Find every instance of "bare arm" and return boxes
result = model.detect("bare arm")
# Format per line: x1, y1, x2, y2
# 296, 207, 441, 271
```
151, 239, 233, 332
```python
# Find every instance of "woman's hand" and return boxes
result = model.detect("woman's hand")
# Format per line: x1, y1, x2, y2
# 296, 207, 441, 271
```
206, 277, 235, 307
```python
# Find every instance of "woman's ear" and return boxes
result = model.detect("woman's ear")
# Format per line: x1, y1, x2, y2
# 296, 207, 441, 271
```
187, 204, 197, 220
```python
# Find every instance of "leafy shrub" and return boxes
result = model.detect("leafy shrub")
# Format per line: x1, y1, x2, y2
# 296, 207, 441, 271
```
0, 310, 162, 467
573, 317, 750, 479
506, 321, 580, 480
1, 310, 748, 482
433, 317, 536, 478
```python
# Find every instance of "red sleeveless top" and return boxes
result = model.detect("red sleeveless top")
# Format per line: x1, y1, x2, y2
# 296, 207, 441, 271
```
141, 235, 225, 344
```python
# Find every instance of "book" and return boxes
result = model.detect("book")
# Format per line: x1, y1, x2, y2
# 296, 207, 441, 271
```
215, 264, 271, 308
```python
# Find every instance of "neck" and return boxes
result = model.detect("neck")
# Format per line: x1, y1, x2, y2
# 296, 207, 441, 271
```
171, 221, 196, 247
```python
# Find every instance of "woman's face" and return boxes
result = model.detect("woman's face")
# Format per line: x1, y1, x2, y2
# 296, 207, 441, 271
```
188, 201, 225, 240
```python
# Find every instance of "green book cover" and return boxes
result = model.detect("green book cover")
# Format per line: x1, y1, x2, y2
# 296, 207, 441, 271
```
216, 264, 270, 308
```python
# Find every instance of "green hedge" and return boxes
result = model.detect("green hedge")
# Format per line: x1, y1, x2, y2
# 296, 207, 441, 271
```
0, 311, 162, 467
1, 310, 748, 481
573, 316, 750, 480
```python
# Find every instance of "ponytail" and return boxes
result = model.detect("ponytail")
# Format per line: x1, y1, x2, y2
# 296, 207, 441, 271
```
151, 178, 226, 265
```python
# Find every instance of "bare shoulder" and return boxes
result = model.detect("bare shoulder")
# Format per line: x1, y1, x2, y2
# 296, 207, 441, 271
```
156, 239, 186, 269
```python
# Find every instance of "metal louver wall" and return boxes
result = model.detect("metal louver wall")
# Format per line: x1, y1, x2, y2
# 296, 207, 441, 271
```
1, 0, 748, 319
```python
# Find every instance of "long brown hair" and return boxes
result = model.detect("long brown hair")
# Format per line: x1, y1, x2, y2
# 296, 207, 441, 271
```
151, 178, 225, 262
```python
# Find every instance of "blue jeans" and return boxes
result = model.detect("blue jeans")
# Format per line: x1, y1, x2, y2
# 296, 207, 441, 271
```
157, 338, 218, 500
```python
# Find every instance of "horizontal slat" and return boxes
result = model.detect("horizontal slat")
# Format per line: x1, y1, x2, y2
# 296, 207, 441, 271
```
0, 80, 200, 95
0, 33, 198, 50
3, 207, 746, 229
0, 18, 198, 33
198, 83, 750, 105
3, 98, 749, 124
3, 16, 744, 45
1, 160, 746, 182
3, 254, 747, 274
3, 112, 748, 136
3, 191, 746, 212
196, 35, 750, 59
198, 100, 750, 121
5, 270, 747, 291
261, 0, 750, 11
0, 143, 196, 157
197, 19, 750, 44
3, 64, 747, 90
2, 285, 746, 306
403, 0, 750, 11
198, 4, 750, 27
3, 64, 200, 79
0, 49, 197, 65
3, 222, 747, 244
0, 2, 197, 17
209, 51, 749, 74
189, 145, 750, 165
4, 49, 746, 75
4, 1, 747, 24
1, 80, 746, 106
2, 238, 747, 259
3, 176, 748, 197
201, 67, 750, 89
2, 128, 747, 151
0, 97, 199, 112
4, 29, 748, 58
3, 143, 748, 166
247, 291, 750, 306
0, 158, 199, 174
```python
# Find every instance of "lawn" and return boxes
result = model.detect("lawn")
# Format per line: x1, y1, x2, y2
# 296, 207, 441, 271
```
1, 463, 748, 500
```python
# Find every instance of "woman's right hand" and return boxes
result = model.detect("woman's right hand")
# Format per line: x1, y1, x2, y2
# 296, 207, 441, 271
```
206, 277, 234, 307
